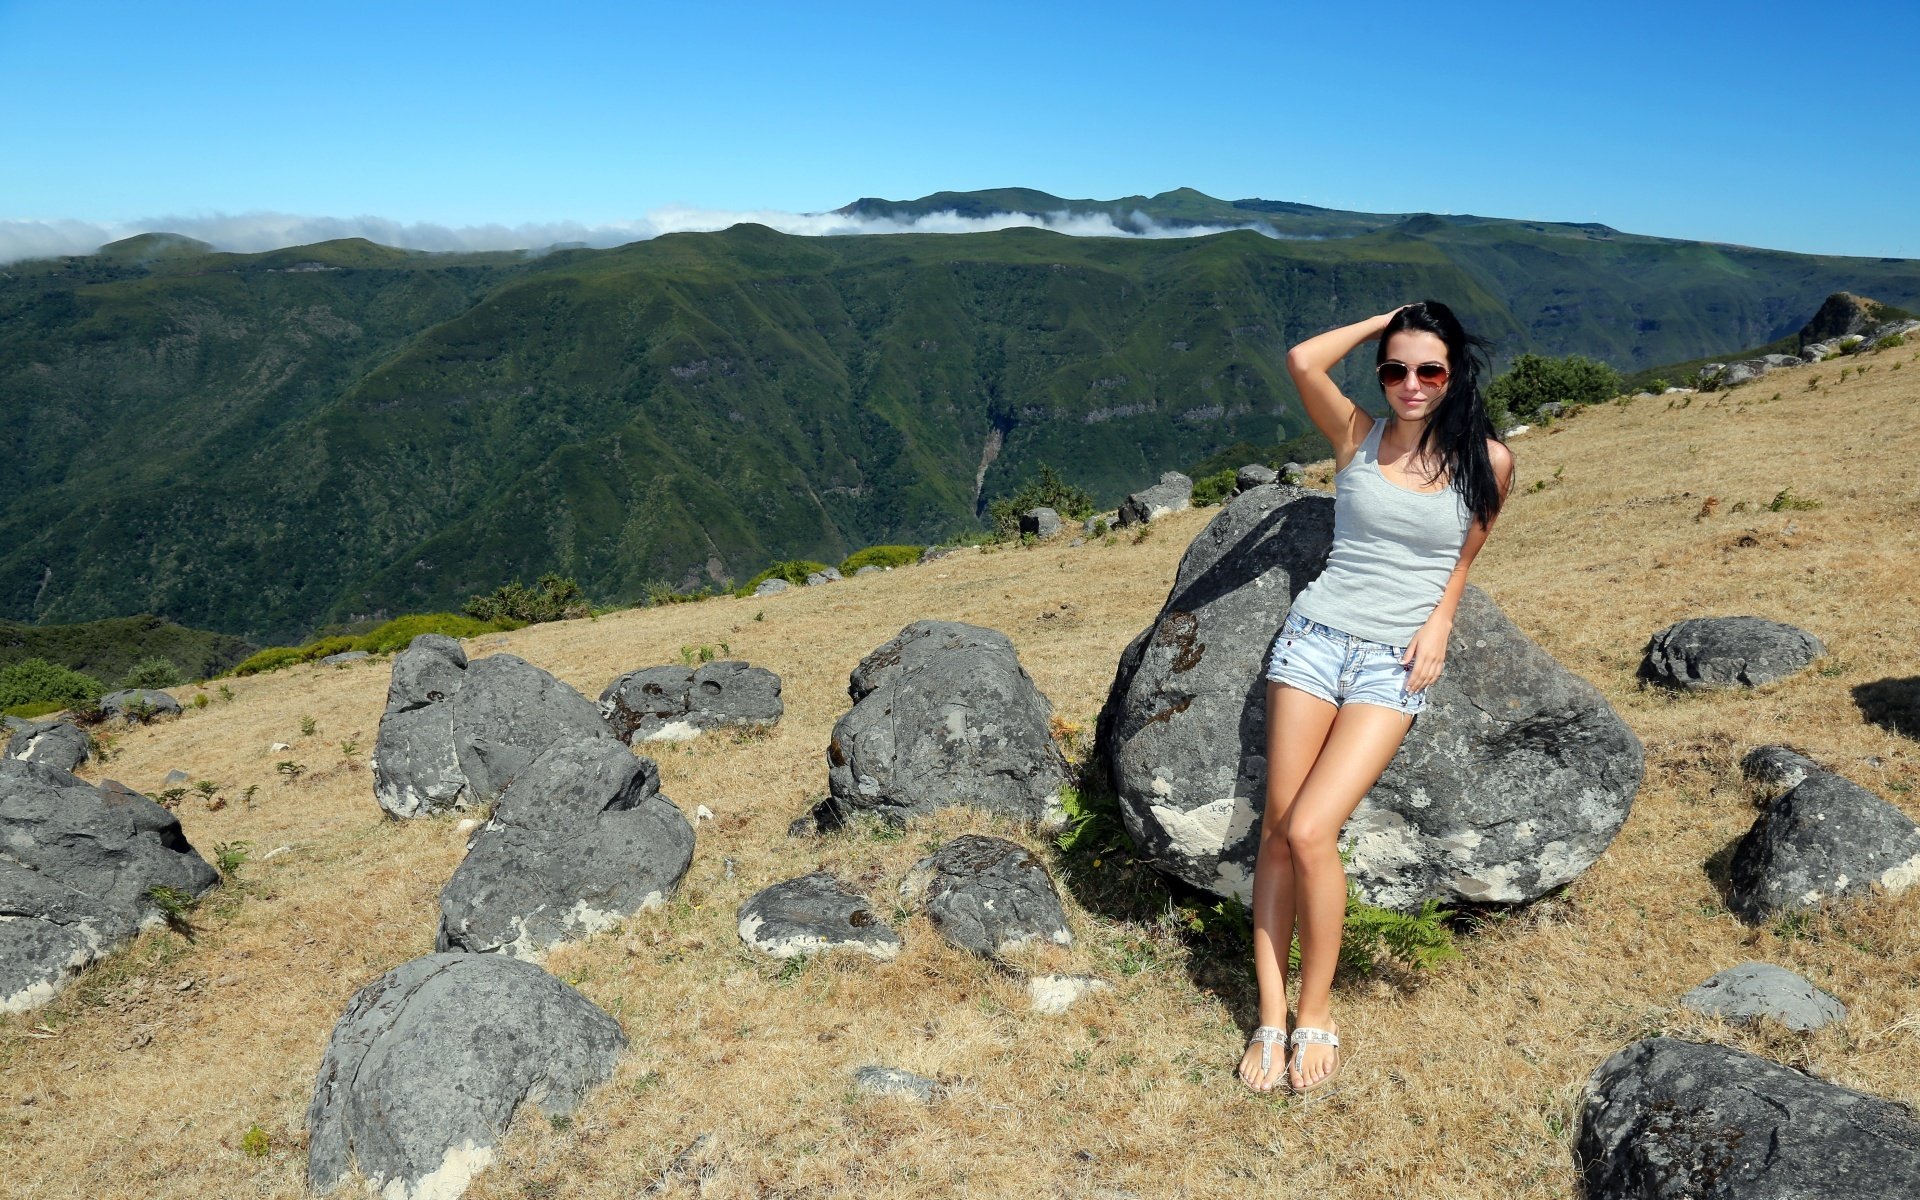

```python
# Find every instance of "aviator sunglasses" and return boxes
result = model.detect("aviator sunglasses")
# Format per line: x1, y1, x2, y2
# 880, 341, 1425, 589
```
1376, 359, 1449, 389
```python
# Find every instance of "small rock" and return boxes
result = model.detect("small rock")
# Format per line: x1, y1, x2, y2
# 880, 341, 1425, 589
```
1028, 974, 1112, 1015
270, 742, 291, 752
696, 805, 715, 821
162, 769, 191, 787
453, 819, 478, 837
320, 651, 370, 666
1069, 537, 1085, 548
1234, 464, 1277, 493
1741, 745, 1823, 790
1640, 616, 1825, 690
804, 567, 843, 587
852, 1065, 936, 1103
737, 872, 901, 960
1019, 507, 1062, 538
1680, 962, 1846, 1032
898, 834, 1072, 956
753, 577, 791, 596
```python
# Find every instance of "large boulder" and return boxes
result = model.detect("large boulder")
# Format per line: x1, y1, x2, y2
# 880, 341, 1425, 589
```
436, 739, 694, 959
598, 661, 783, 743
5, 720, 91, 773
1097, 484, 1643, 908
1726, 768, 1920, 922
1116, 471, 1193, 526
898, 834, 1072, 956
306, 952, 626, 1200
821, 621, 1067, 828
0, 760, 219, 1013
373, 638, 616, 818
1578, 1037, 1920, 1198
1640, 616, 1825, 690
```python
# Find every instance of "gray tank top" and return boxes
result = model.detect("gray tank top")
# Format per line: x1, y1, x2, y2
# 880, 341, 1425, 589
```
1289, 418, 1473, 647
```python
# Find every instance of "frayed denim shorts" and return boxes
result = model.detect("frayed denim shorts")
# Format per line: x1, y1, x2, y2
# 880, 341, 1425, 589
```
1264, 611, 1427, 716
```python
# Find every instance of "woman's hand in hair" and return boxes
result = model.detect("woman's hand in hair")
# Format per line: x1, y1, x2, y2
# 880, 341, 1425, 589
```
1366, 304, 1411, 340
1400, 615, 1451, 695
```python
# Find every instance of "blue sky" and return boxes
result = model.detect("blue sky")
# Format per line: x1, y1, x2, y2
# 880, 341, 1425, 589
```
2, 0, 1915, 257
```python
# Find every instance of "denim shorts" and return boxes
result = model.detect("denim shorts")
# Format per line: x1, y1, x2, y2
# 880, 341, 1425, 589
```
1264, 611, 1427, 716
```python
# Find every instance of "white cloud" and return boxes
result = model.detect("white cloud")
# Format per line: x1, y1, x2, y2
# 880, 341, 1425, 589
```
0, 205, 1285, 265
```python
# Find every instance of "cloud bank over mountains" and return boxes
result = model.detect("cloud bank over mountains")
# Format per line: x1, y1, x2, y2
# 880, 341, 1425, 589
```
0, 206, 1280, 264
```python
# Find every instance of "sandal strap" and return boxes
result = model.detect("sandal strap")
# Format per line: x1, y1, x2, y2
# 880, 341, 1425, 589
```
1290, 1026, 1339, 1048
1249, 1025, 1285, 1076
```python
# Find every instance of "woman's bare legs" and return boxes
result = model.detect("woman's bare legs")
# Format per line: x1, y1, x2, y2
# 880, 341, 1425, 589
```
1238, 682, 1338, 1091
1283, 701, 1415, 1089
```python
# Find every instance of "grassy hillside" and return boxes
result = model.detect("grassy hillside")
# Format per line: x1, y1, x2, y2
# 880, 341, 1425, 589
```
5, 192, 1919, 642
0, 614, 254, 685
3, 336, 1915, 1197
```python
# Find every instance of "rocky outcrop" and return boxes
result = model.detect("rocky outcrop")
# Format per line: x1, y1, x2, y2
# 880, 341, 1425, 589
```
0, 760, 219, 1013
1726, 768, 1920, 922
100, 689, 181, 723
821, 621, 1067, 828
1641, 617, 1824, 690
1680, 963, 1846, 1032
1578, 1037, 1920, 1198
372, 636, 616, 818
306, 953, 625, 1200
4, 720, 90, 772
736, 872, 902, 960
898, 835, 1071, 956
1097, 484, 1643, 909
436, 739, 694, 959
1116, 471, 1193, 526
598, 661, 782, 743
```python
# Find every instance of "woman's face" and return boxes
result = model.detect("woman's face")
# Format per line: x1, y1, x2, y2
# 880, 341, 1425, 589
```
1380, 330, 1451, 422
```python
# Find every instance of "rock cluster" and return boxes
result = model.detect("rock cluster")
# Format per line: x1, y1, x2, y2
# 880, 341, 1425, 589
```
1, 760, 219, 1013
1098, 484, 1643, 908
599, 660, 783, 743
821, 621, 1067, 829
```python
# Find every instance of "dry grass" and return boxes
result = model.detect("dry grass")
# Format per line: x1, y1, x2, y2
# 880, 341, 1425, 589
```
4, 348, 1919, 1199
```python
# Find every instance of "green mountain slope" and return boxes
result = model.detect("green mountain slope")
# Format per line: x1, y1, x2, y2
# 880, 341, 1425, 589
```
3, 190, 1917, 642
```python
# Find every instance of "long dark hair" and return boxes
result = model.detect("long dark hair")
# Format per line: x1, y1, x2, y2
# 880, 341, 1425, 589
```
1376, 300, 1505, 527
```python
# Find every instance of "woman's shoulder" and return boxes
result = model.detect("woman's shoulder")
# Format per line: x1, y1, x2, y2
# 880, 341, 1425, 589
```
1486, 437, 1514, 478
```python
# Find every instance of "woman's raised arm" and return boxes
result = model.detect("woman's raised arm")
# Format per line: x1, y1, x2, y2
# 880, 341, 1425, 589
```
1284, 307, 1404, 464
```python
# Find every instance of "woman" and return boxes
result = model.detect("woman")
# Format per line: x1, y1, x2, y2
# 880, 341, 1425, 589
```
1237, 300, 1513, 1095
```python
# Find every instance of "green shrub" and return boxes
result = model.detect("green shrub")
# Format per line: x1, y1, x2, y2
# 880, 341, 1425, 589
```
355, 612, 511, 654
986, 464, 1097, 536
120, 657, 184, 690
1190, 468, 1238, 507
228, 646, 303, 677
1874, 333, 1906, 351
463, 573, 590, 624
3, 699, 67, 719
0, 658, 105, 711
840, 544, 924, 574
735, 560, 831, 597
1646, 378, 1671, 394
642, 582, 714, 607
1488, 353, 1623, 418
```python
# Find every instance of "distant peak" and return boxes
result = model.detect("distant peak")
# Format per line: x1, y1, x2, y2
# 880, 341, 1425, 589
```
95, 231, 213, 262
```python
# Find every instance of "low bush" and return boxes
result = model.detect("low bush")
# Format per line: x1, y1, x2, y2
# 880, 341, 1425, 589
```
227, 646, 304, 678
0, 658, 105, 713
840, 544, 924, 574
735, 560, 831, 597
463, 574, 591, 625
1190, 468, 1238, 507
354, 612, 512, 653
1489, 353, 1623, 417
986, 464, 1097, 537
120, 657, 184, 690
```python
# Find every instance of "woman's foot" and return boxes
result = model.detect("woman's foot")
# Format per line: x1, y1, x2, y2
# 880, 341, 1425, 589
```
1288, 1018, 1340, 1093
1238, 1023, 1289, 1092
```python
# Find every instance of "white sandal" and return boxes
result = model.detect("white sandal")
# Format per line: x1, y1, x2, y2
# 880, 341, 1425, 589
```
1242, 1025, 1287, 1091
1288, 1026, 1341, 1097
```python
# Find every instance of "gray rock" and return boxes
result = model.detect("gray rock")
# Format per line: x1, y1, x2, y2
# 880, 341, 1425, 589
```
598, 661, 783, 743
753, 576, 791, 596
899, 834, 1071, 956
1578, 1037, 1920, 1199
1538, 401, 1567, 417
1097, 485, 1643, 909
1641, 616, 1824, 690
854, 565, 883, 576
0, 759, 219, 1013
1234, 464, 1277, 493
1280, 461, 1304, 481
805, 567, 844, 586
100, 689, 180, 723
161, 768, 191, 787
306, 952, 626, 1199
0, 715, 28, 735
821, 621, 1067, 828
1698, 363, 1726, 380
436, 739, 694, 959
1761, 353, 1805, 368
320, 650, 370, 665
918, 545, 961, 564
1681, 962, 1846, 1031
1741, 744, 1823, 790
1802, 342, 1833, 362
1726, 769, 1920, 922
1116, 471, 1193, 526
4, 721, 90, 772
373, 640, 616, 818
1068, 537, 1085, 548
736, 871, 901, 960
1019, 507, 1062, 538
385, 634, 468, 714
852, 1065, 936, 1103
1028, 974, 1112, 1014
1083, 512, 1116, 536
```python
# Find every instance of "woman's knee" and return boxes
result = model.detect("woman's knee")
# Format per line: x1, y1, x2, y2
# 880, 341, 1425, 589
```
1284, 816, 1341, 863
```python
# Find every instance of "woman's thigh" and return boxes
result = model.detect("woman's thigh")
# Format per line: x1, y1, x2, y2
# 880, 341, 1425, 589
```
1283, 701, 1416, 847
1263, 680, 1339, 826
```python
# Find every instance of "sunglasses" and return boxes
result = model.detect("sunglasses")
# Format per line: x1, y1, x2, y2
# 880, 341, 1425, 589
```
1376, 360, 1450, 389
